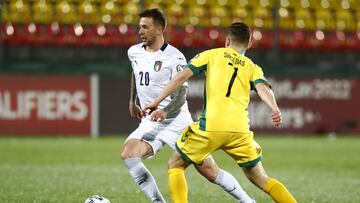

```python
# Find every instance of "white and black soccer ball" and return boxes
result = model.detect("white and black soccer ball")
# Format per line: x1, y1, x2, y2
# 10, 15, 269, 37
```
84, 195, 110, 203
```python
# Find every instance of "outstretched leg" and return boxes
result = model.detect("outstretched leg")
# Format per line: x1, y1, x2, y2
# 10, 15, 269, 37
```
242, 162, 296, 203
168, 152, 255, 203
121, 139, 166, 203
167, 151, 191, 203
196, 156, 255, 203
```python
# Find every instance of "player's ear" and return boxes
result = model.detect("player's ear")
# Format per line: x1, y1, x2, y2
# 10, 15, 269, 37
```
247, 39, 252, 50
247, 33, 253, 49
156, 24, 164, 35
225, 36, 231, 47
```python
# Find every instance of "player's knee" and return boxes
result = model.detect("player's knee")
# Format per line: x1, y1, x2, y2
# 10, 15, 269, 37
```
121, 139, 147, 160
252, 174, 270, 189
120, 145, 138, 160
121, 146, 145, 160
243, 165, 269, 189
168, 152, 188, 169
198, 157, 218, 182
120, 149, 131, 160
196, 161, 218, 182
204, 170, 217, 182
208, 170, 218, 182
167, 156, 180, 168
199, 165, 218, 182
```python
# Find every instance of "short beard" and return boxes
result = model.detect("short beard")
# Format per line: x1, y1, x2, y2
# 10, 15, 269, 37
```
143, 37, 155, 47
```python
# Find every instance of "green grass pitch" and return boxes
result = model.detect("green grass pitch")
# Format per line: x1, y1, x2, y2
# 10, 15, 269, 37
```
0, 135, 359, 203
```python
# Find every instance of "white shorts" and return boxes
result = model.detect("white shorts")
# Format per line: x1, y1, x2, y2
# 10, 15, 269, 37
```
125, 111, 193, 159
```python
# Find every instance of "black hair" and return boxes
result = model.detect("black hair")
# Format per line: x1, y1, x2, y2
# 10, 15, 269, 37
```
227, 22, 251, 45
139, 8, 166, 30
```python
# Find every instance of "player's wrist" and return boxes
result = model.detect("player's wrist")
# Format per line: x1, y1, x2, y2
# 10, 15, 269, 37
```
129, 101, 137, 108
161, 109, 169, 115
272, 108, 280, 112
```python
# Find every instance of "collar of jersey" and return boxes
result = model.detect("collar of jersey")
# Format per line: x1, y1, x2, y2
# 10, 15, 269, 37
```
142, 42, 168, 52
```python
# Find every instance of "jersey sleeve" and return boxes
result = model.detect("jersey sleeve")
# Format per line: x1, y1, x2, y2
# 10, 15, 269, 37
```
127, 46, 135, 70
250, 64, 271, 90
187, 50, 211, 75
171, 53, 188, 86
127, 46, 134, 61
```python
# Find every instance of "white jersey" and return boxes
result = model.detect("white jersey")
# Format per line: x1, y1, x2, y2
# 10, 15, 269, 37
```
127, 43, 193, 155
128, 42, 190, 120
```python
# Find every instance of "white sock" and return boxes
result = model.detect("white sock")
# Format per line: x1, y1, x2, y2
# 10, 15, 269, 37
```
124, 157, 166, 203
213, 169, 255, 203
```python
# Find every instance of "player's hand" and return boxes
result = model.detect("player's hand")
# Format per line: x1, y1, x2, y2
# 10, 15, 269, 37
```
142, 102, 159, 116
129, 102, 144, 120
150, 110, 167, 122
272, 110, 282, 127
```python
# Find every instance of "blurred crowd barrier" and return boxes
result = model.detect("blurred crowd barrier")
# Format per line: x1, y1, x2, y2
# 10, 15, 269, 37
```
1, 0, 360, 50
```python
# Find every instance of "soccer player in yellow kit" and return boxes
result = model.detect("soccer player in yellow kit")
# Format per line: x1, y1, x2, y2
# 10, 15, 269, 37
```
144, 22, 297, 203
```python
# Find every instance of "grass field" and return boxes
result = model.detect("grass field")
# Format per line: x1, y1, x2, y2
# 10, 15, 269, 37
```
0, 135, 359, 203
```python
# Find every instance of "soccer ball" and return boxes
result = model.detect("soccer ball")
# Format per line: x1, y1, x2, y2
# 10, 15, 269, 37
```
84, 195, 110, 203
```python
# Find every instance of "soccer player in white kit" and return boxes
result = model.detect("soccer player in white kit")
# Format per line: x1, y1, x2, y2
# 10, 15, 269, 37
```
120, 8, 255, 203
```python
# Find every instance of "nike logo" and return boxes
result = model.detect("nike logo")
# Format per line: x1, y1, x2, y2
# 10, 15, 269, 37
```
228, 186, 237, 193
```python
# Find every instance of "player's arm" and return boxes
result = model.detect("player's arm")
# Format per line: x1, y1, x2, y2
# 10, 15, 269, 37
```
129, 72, 143, 119
143, 68, 194, 116
165, 86, 188, 116
129, 72, 137, 104
147, 86, 187, 121
255, 83, 282, 127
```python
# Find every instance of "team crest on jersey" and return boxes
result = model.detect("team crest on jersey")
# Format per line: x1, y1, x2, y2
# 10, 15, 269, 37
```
176, 64, 185, 72
154, 61, 162, 72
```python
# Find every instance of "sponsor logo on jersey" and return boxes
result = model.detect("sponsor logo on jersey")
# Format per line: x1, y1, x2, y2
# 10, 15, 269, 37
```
154, 61, 162, 72
180, 130, 190, 142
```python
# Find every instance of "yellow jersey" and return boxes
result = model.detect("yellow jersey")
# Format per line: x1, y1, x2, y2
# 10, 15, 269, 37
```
187, 47, 269, 132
